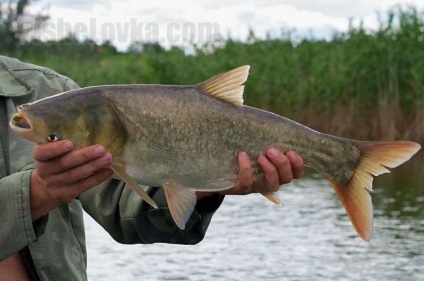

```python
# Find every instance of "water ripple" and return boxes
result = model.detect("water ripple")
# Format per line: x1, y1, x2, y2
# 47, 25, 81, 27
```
85, 178, 424, 281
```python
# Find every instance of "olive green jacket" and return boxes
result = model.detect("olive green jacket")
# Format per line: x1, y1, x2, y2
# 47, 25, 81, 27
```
0, 56, 223, 280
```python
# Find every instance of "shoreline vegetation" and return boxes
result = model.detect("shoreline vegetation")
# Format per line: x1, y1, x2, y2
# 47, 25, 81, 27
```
5, 6, 424, 144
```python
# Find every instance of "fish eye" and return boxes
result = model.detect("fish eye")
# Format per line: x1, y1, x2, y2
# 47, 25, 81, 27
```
47, 133, 61, 142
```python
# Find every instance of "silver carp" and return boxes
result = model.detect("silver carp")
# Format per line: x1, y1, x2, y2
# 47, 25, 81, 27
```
10, 66, 421, 241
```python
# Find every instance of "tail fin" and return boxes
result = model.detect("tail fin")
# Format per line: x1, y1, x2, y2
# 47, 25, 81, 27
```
329, 141, 421, 241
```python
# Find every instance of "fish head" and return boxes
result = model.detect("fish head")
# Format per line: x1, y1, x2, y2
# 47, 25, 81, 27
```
10, 95, 128, 155
9, 101, 91, 146
10, 103, 52, 143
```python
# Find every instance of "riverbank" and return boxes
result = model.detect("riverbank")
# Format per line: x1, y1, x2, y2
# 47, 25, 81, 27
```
7, 6, 424, 142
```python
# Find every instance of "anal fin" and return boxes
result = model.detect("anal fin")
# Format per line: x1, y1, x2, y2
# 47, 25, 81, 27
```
254, 180, 281, 205
260, 191, 281, 205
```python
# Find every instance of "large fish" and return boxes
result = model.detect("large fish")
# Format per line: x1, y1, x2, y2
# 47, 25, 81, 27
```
10, 66, 420, 241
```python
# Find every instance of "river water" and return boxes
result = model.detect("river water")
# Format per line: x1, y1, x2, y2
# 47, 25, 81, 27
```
84, 156, 424, 281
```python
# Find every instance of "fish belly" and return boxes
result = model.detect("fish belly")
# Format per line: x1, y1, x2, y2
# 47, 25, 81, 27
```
109, 87, 359, 189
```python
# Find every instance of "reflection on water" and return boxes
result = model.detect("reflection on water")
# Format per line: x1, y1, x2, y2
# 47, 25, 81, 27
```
85, 154, 424, 281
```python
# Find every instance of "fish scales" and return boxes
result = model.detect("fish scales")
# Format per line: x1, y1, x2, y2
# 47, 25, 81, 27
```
96, 85, 360, 188
9, 65, 421, 240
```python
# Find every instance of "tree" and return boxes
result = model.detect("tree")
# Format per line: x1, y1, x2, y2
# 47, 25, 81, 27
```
0, 0, 49, 51
128, 41, 165, 54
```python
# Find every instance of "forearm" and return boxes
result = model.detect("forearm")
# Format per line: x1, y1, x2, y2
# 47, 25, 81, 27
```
79, 179, 224, 245
29, 170, 58, 221
0, 171, 47, 261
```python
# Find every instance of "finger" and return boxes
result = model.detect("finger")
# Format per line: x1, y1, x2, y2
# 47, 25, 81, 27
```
71, 168, 114, 195
49, 152, 112, 186
286, 151, 304, 179
40, 144, 108, 175
265, 148, 293, 185
33, 140, 73, 162
258, 153, 280, 191
52, 168, 114, 204
234, 152, 253, 193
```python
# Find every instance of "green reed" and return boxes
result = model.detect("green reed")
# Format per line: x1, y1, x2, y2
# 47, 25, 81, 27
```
8, 6, 424, 142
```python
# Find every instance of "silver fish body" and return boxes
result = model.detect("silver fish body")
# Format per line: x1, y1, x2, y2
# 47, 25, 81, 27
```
10, 66, 421, 240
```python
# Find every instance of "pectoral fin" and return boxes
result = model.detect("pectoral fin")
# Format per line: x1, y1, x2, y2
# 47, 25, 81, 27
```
110, 161, 158, 209
163, 181, 197, 229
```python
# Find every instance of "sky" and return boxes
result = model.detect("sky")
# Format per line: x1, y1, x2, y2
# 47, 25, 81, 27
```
30, 0, 424, 51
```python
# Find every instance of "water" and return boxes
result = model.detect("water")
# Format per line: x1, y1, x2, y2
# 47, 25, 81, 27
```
84, 158, 424, 281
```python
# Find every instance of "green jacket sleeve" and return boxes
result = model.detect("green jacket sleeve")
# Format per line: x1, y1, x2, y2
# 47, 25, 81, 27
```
0, 170, 44, 261
79, 180, 224, 245
0, 56, 224, 260
0, 57, 80, 260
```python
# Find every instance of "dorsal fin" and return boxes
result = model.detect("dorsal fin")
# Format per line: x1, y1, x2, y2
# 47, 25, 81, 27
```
196, 65, 250, 106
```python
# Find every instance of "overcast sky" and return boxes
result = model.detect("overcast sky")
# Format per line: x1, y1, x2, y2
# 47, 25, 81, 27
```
32, 0, 424, 50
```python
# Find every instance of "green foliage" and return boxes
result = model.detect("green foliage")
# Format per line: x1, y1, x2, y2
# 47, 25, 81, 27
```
7, 6, 424, 141
0, 0, 49, 51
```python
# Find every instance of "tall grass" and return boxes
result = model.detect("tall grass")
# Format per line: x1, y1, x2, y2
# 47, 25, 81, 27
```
8, 6, 424, 142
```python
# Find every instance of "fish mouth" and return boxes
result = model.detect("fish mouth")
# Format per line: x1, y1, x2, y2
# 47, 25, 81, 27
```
10, 113, 31, 130
9, 108, 44, 143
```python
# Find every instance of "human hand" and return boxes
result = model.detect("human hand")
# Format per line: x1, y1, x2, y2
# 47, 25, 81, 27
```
221, 148, 304, 195
30, 140, 113, 220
